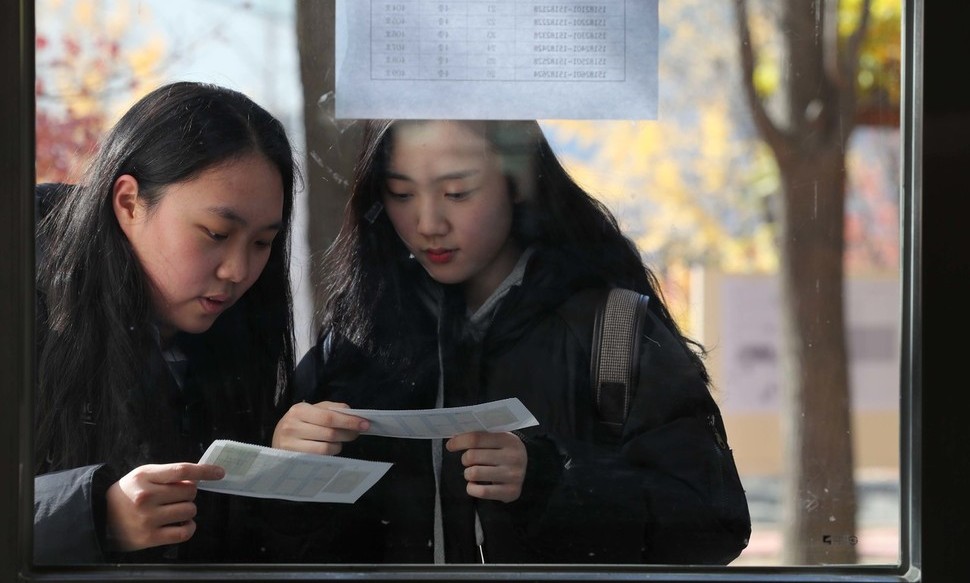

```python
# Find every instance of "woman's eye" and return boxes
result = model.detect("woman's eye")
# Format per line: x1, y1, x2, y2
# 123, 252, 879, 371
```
445, 190, 471, 200
255, 239, 273, 249
385, 191, 412, 201
207, 229, 228, 241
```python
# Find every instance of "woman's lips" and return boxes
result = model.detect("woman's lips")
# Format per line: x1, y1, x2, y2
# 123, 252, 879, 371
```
425, 249, 455, 264
199, 295, 229, 315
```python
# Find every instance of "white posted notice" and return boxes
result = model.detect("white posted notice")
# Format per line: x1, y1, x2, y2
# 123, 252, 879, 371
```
197, 440, 392, 503
335, 0, 658, 120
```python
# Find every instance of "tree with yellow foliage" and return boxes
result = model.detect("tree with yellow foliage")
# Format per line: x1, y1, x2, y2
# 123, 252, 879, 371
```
36, 0, 166, 183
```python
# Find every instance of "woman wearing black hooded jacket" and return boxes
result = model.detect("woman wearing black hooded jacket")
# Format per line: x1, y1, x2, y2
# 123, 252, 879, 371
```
271, 119, 750, 564
33, 82, 296, 564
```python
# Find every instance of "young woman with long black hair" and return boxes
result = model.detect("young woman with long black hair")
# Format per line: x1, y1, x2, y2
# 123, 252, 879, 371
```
272, 119, 750, 564
34, 81, 296, 564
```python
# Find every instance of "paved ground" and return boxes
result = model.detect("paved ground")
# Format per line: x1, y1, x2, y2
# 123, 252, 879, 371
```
731, 471, 901, 566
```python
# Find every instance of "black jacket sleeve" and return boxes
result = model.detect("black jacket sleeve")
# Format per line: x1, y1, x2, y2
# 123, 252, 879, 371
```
505, 310, 751, 565
625, 310, 751, 564
34, 464, 113, 564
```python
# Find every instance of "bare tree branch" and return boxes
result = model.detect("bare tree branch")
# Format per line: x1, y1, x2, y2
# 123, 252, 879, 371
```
823, 0, 841, 84
843, 0, 873, 83
734, 0, 786, 154
839, 0, 872, 125
845, 0, 873, 68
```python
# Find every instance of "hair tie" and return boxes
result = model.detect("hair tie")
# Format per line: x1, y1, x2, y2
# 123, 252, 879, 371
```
364, 202, 384, 224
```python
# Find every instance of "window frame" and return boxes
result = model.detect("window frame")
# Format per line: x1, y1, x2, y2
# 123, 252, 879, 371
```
2, 0, 951, 580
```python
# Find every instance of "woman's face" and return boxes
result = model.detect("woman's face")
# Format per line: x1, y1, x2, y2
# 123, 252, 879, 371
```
382, 121, 522, 310
115, 152, 284, 342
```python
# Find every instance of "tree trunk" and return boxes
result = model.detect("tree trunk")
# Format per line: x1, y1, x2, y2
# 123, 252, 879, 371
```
297, 0, 363, 325
776, 144, 858, 564
734, 0, 866, 563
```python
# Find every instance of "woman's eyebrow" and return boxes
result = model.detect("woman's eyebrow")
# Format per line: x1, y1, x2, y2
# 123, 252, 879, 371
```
384, 170, 414, 182
206, 206, 283, 231
385, 169, 481, 183
433, 169, 480, 182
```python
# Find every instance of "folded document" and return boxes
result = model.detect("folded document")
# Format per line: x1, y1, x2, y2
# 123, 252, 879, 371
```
197, 440, 391, 503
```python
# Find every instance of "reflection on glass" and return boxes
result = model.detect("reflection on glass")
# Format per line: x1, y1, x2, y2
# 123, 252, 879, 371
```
34, 0, 903, 570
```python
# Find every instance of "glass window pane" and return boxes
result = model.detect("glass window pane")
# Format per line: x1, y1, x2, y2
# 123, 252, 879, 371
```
10, 0, 926, 579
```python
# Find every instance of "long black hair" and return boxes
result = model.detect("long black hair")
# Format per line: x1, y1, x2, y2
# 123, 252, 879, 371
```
35, 81, 297, 473
318, 119, 708, 384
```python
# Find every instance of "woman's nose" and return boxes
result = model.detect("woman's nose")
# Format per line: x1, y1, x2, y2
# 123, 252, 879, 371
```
216, 245, 250, 284
416, 198, 448, 237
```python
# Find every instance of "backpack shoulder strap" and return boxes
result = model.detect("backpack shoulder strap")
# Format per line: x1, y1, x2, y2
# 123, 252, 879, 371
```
590, 288, 650, 440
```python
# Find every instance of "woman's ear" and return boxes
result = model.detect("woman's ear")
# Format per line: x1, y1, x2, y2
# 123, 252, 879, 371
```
505, 168, 536, 204
112, 174, 141, 234
506, 175, 523, 203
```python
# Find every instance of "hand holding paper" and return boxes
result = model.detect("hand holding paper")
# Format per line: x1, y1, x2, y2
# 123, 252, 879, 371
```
339, 397, 539, 439
196, 440, 390, 503
201, 399, 539, 503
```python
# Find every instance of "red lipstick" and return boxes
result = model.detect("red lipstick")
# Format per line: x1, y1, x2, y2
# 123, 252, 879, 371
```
425, 249, 454, 264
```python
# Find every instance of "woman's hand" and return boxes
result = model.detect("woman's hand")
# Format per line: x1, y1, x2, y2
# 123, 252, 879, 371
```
446, 431, 527, 503
272, 401, 370, 456
104, 462, 224, 552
